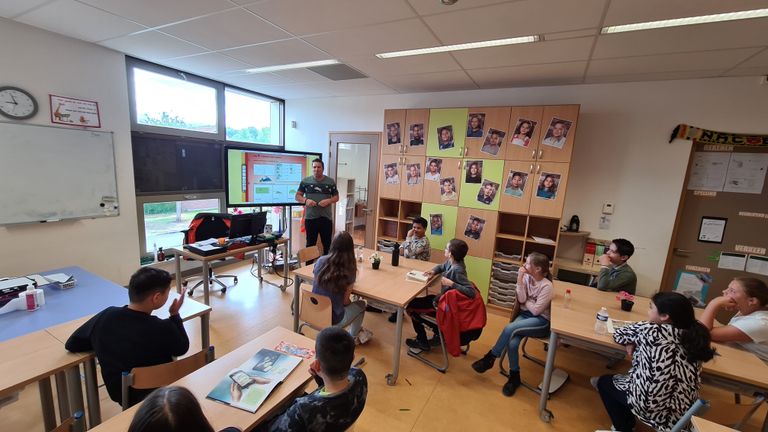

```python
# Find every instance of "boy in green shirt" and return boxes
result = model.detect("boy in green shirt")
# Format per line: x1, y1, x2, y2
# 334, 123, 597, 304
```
596, 238, 637, 295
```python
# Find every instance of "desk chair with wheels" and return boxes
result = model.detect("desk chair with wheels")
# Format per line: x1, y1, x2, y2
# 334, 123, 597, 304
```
121, 346, 215, 410
182, 213, 238, 296
407, 285, 486, 373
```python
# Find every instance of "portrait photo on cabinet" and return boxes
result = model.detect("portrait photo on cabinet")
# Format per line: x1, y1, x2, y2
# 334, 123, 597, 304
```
440, 177, 457, 201
511, 118, 537, 148
406, 163, 422, 186
464, 215, 485, 240
536, 172, 561, 199
465, 160, 483, 183
477, 179, 500, 205
430, 213, 443, 235
425, 158, 442, 181
409, 123, 424, 146
480, 128, 506, 156
386, 122, 401, 145
437, 125, 455, 150
466, 112, 485, 137
383, 162, 400, 185
542, 117, 572, 149
504, 170, 528, 198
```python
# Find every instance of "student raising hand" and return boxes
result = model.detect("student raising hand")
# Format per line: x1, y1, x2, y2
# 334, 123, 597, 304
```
168, 288, 187, 316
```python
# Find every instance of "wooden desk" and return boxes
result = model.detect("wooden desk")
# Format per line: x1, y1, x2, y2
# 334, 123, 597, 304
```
292, 249, 435, 385
90, 327, 314, 432
691, 416, 738, 431
537, 282, 768, 425
170, 238, 290, 305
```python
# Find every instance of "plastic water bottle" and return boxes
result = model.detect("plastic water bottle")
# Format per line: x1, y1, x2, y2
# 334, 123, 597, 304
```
563, 289, 572, 309
594, 307, 609, 335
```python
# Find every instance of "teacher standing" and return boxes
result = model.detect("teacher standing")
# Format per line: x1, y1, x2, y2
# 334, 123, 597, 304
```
295, 158, 339, 256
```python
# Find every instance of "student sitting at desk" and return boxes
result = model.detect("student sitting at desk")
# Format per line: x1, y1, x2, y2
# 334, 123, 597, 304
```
699, 277, 768, 363
65, 268, 190, 407
257, 327, 368, 432
388, 217, 431, 323
595, 238, 637, 295
129, 386, 240, 432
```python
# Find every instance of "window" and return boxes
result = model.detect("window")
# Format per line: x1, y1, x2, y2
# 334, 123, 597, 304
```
225, 88, 282, 146
133, 68, 218, 134
138, 195, 223, 255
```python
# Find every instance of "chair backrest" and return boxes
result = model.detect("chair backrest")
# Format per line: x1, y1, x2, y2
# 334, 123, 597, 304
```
297, 246, 321, 267
186, 213, 231, 243
122, 346, 215, 410
299, 286, 333, 331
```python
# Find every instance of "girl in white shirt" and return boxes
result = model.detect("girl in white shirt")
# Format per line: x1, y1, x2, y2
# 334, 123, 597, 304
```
471, 252, 553, 397
700, 277, 768, 362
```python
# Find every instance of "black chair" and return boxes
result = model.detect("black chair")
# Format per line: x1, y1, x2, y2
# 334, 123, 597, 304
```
182, 213, 238, 296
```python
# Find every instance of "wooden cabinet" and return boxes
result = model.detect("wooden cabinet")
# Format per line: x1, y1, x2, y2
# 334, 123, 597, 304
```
528, 161, 570, 218
399, 156, 426, 202
499, 160, 535, 214
378, 154, 402, 199
505, 106, 545, 161
382, 109, 407, 155
423, 157, 462, 205
465, 106, 511, 160
455, 207, 498, 260
536, 105, 580, 162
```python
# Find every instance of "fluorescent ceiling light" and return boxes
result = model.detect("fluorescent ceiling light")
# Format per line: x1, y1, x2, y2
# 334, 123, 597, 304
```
246, 59, 340, 73
601, 8, 768, 34
376, 35, 539, 59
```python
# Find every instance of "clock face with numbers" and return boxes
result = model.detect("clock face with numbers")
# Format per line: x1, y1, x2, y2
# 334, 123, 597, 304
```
0, 86, 38, 120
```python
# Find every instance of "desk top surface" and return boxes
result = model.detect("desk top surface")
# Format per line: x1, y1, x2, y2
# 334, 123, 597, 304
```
691, 416, 737, 431
90, 327, 314, 432
170, 237, 288, 262
551, 281, 768, 390
293, 248, 435, 307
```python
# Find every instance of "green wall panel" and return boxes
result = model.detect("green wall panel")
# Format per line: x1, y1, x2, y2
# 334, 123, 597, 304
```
421, 203, 458, 251
426, 108, 468, 158
458, 159, 504, 211
465, 255, 492, 301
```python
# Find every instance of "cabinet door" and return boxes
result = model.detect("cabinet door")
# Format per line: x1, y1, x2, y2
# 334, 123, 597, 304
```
505, 106, 544, 161
537, 105, 580, 162
423, 157, 462, 205
458, 158, 504, 211
382, 109, 407, 155
528, 162, 570, 219
465, 256, 492, 301
465, 106, 511, 160
404, 109, 429, 156
426, 108, 468, 158
499, 160, 535, 214
455, 207, 498, 260
421, 203, 458, 252
399, 156, 425, 202
378, 154, 402, 199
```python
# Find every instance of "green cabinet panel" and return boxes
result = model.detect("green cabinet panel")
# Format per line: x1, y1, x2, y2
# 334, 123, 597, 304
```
420, 203, 458, 251
458, 159, 504, 211
426, 108, 468, 158
465, 256, 492, 301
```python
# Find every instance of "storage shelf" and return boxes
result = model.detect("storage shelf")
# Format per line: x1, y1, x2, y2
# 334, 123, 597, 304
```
493, 256, 522, 265
378, 216, 399, 223
378, 235, 399, 242
556, 258, 600, 276
558, 230, 590, 237
496, 233, 526, 242
527, 237, 556, 246
486, 302, 514, 317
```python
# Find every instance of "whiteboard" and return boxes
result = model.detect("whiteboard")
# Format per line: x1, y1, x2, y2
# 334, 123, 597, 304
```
0, 122, 118, 224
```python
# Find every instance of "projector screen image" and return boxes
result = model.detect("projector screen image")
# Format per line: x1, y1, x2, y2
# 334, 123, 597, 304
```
226, 147, 322, 207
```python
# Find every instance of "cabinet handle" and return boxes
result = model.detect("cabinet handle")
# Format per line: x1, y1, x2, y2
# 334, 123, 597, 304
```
458, 159, 462, 169
403, 144, 407, 154
538, 149, 543, 159
536, 164, 541, 174
464, 147, 468, 156
529, 164, 534, 173
531, 150, 537, 159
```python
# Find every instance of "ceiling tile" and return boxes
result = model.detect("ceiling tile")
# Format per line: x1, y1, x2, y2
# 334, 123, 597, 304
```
161, 9, 291, 51
218, 72, 296, 90
78, 0, 235, 27
305, 18, 441, 58
593, 18, 768, 59
467, 61, 587, 88
323, 78, 395, 96
723, 66, 768, 77
585, 69, 726, 84
0, 0, 54, 18
407, 0, 512, 16
423, 0, 606, 45
16, 0, 146, 43
587, 48, 760, 77
271, 68, 332, 83
99, 31, 207, 60
223, 39, 330, 67
737, 48, 768, 67
343, 53, 462, 77
245, 0, 416, 36
604, 0, 768, 26
160, 53, 253, 77
378, 70, 478, 93
452, 37, 594, 69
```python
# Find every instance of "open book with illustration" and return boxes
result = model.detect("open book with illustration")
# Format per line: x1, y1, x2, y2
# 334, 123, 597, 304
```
607, 318, 637, 334
207, 348, 303, 413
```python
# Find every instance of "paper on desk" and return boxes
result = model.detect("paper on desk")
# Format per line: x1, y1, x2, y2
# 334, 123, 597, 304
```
25, 274, 50, 286
746, 254, 768, 276
718, 252, 746, 271
44, 273, 74, 283
194, 244, 219, 252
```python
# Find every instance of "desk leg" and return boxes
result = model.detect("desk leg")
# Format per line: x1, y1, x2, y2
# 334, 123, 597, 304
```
386, 307, 404, 386
202, 260, 211, 306
39, 377, 56, 431
55, 371, 71, 421
281, 242, 289, 292
538, 331, 559, 422
175, 251, 182, 294
201, 313, 210, 349
293, 275, 301, 332
257, 249, 263, 282
66, 366, 84, 415
84, 358, 101, 427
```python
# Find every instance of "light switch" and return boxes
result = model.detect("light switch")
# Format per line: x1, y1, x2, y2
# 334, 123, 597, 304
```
602, 202, 614, 214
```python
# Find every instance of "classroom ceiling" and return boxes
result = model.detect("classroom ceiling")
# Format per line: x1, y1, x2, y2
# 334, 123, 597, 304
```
4, 0, 768, 99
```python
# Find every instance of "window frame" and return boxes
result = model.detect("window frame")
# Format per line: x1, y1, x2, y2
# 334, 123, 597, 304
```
224, 85, 285, 149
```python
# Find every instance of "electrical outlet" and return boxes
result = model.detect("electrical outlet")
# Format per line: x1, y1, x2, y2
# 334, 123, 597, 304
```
602, 202, 614, 215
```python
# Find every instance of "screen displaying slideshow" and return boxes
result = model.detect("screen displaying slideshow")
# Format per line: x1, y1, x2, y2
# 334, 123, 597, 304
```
226, 147, 321, 207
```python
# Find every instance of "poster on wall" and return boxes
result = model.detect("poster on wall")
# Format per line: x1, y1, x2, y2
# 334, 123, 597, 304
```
687, 152, 730, 191
49, 95, 101, 128
698, 217, 727, 243
722, 153, 768, 194
673, 270, 711, 307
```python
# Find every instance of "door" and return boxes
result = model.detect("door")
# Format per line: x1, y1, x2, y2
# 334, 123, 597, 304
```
404, 109, 429, 156
399, 155, 425, 202
499, 160, 535, 214
382, 109, 406, 155
329, 132, 381, 249
536, 105, 580, 162
661, 144, 768, 322
464, 106, 510, 160
505, 106, 544, 161
423, 156, 462, 205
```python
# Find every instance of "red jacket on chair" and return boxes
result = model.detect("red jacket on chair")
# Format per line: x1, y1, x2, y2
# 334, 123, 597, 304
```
436, 285, 487, 356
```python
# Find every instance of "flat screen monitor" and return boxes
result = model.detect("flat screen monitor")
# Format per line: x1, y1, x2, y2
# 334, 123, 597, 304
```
225, 147, 322, 207
229, 211, 268, 238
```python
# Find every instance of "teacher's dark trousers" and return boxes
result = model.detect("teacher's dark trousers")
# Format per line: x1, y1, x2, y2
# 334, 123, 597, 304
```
305, 216, 333, 257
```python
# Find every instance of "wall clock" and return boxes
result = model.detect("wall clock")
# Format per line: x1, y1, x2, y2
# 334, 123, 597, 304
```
0, 86, 38, 120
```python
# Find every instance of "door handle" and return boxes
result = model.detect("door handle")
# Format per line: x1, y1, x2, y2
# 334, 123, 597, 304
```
531, 150, 537, 159
529, 164, 534, 173
673, 248, 693, 256
538, 149, 543, 159
464, 147, 468, 156
536, 164, 541, 174
457, 159, 462, 169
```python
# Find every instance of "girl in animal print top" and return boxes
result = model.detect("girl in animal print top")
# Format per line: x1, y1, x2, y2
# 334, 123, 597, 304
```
594, 292, 715, 432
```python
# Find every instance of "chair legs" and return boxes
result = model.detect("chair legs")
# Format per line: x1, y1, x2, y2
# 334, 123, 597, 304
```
185, 268, 238, 296
498, 336, 569, 397
407, 326, 450, 373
